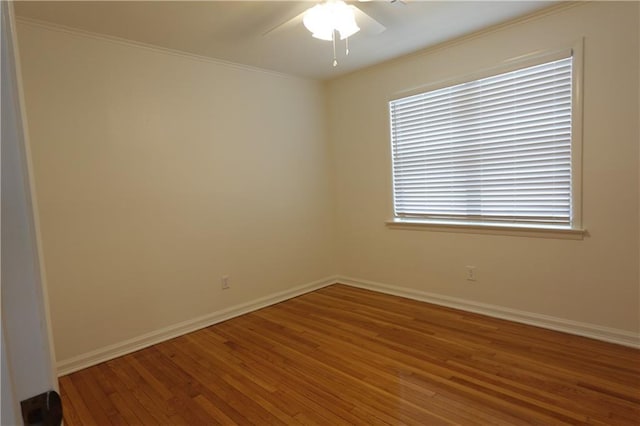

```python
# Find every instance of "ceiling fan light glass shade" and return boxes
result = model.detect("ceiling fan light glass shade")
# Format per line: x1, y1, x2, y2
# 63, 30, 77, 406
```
334, 3, 359, 39
303, 0, 360, 41
303, 4, 330, 36
311, 30, 334, 41
336, 20, 359, 40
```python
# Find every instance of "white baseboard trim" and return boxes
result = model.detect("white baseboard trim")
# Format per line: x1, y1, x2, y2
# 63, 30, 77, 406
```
338, 276, 640, 349
58, 274, 639, 375
56, 275, 338, 376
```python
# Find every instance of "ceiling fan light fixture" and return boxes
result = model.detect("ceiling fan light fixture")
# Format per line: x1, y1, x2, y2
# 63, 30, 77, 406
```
311, 30, 334, 42
303, 0, 360, 41
337, 20, 359, 40
335, 6, 360, 40
303, 4, 328, 36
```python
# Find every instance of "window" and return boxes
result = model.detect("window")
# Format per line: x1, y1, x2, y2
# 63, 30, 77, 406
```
389, 53, 581, 231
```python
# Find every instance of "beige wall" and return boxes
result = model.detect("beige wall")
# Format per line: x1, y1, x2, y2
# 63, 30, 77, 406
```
327, 2, 640, 332
17, 22, 336, 362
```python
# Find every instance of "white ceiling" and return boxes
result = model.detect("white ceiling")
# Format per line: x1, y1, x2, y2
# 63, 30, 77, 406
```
14, 1, 558, 80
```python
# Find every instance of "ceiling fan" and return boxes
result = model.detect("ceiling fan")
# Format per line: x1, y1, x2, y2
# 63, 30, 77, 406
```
264, 0, 403, 67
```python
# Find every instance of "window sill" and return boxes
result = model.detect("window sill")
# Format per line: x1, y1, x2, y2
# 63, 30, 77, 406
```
385, 218, 587, 240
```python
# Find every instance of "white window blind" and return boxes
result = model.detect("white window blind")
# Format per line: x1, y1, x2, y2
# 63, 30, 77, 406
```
389, 56, 573, 227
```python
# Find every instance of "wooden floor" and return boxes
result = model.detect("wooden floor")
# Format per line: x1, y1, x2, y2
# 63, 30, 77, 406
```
59, 284, 640, 425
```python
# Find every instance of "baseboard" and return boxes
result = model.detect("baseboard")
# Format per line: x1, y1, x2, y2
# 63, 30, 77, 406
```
338, 276, 640, 349
58, 274, 639, 375
56, 275, 338, 376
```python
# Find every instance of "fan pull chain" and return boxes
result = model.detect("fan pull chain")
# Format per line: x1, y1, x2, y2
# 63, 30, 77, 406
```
332, 31, 337, 67
345, 37, 349, 56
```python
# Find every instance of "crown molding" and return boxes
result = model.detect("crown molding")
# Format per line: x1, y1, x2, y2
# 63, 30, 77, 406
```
14, 16, 313, 83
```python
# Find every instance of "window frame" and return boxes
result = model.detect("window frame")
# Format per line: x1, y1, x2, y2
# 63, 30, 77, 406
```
386, 42, 585, 239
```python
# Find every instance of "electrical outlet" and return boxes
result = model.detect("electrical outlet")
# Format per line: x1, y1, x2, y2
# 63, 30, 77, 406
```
221, 275, 230, 290
465, 266, 476, 281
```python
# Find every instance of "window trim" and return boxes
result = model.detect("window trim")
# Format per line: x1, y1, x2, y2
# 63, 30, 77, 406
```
385, 218, 586, 240
386, 40, 585, 237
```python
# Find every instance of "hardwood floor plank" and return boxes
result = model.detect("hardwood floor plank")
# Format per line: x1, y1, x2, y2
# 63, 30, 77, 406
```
57, 382, 86, 426
132, 347, 223, 425
158, 338, 286, 425
258, 305, 568, 424
70, 371, 121, 425
107, 357, 187, 425
94, 364, 161, 425
227, 316, 452, 424
77, 368, 130, 425
180, 335, 297, 422
445, 358, 617, 421
106, 392, 145, 425
210, 328, 368, 424
193, 394, 239, 425
254, 309, 479, 421
58, 284, 640, 425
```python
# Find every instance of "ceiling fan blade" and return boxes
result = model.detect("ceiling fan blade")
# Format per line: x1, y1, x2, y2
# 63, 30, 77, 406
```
350, 5, 386, 36
262, 9, 306, 37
